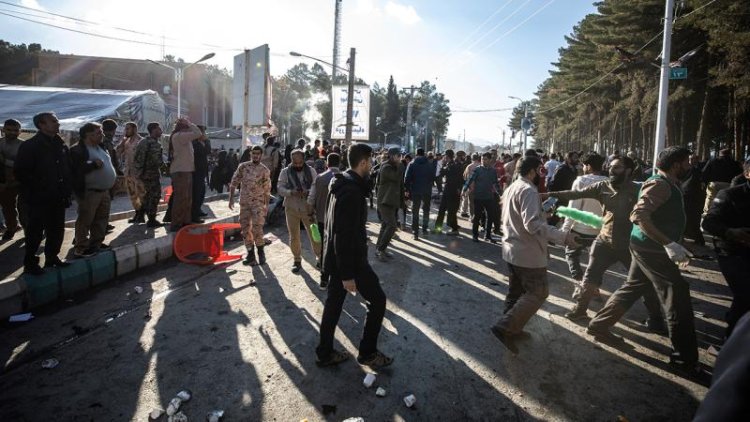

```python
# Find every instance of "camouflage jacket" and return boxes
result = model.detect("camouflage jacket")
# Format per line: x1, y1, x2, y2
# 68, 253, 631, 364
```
230, 161, 271, 206
133, 136, 163, 178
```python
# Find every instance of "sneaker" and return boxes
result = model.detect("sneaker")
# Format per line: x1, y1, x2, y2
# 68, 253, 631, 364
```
586, 327, 624, 344
564, 308, 589, 321
291, 262, 302, 273
316, 349, 350, 367
357, 351, 393, 368
146, 220, 162, 228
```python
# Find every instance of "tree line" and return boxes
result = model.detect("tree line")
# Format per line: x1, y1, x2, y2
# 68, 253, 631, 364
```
507, 0, 749, 161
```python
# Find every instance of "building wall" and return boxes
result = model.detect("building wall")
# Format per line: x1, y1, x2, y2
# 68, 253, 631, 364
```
30, 54, 232, 127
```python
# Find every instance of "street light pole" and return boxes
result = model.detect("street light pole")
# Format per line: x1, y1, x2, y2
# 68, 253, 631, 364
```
148, 52, 215, 118
653, 0, 675, 174
345, 48, 356, 144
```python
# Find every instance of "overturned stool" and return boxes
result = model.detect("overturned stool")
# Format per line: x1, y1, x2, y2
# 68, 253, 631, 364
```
174, 223, 243, 265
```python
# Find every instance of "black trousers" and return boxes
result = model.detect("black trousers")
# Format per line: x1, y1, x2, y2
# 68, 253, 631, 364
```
317, 264, 386, 359
472, 197, 495, 238
590, 247, 697, 365
683, 196, 704, 244
717, 249, 750, 337
24, 203, 66, 267
411, 193, 431, 233
435, 190, 460, 231
191, 171, 207, 219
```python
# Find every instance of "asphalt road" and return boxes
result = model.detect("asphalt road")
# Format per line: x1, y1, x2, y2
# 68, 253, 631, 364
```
0, 206, 726, 421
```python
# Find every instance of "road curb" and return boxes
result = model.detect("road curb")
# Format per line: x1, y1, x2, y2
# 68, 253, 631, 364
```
2, 213, 240, 321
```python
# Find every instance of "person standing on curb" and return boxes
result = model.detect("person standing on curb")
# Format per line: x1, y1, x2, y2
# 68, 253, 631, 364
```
491, 156, 578, 354
191, 125, 210, 222
168, 118, 202, 232
375, 147, 402, 261
70, 123, 117, 257
404, 148, 433, 240
278, 148, 320, 273
316, 143, 393, 368
133, 122, 164, 228
541, 155, 665, 326
702, 158, 750, 338
0, 118, 27, 240
15, 112, 73, 274
309, 153, 341, 289
116, 122, 145, 224
229, 145, 271, 266
587, 147, 701, 375
463, 152, 500, 243
433, 149, 463, 236
260, 133, 281, 194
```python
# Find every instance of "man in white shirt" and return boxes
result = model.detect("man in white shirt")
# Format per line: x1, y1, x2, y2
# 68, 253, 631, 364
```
544, 153, 561, 185
492, 156, 578, 354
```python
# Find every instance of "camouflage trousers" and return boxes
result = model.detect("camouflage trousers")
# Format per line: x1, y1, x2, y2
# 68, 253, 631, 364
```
240, 205, 266, 247
141, 177, 161, 219
126, 176, 145, 210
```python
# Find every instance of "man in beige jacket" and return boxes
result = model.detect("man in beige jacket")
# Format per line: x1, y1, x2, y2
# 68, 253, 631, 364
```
168, 118, 202, 232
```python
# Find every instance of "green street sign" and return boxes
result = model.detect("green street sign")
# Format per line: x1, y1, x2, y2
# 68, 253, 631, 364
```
670, 67, 688, 80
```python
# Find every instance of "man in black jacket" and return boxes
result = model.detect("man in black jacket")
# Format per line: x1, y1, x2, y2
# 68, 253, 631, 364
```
702, 158, 750, 338
316, 143, 393, 369
702, 148, 743, 218
548, 151, 579, 192
434, 149, 463, 235
14, 112, 73, 274
191, 125, 210, 222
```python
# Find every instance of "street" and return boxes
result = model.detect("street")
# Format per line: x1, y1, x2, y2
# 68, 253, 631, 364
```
0, 205, 723, 421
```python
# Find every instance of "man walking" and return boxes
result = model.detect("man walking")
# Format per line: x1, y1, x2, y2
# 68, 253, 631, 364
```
229, 145, 271, 266
191, 125, 210, 222
702, 158, 750, 338
587, 147, 700, 373
462, 153, 481, 220
701, 148, 742, 218
543, 156, 664, 326
434, 149, 463, 236
278, 149, 321, 273
15, 112, 73, 274
404, 148, 433, 240
115, 122, 145, 224
168, 118, 202, 232
70, 123, 117, 257
375, 147, 402, 261
316, 143, 392, 368
463, 152, 500, 243
491, 156, 578, 353
0, 118, 27, 240
133, 122, 164, 228
309, 153, 341, 289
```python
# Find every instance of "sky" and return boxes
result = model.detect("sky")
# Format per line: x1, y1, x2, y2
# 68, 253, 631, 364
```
0, 0, 598, 146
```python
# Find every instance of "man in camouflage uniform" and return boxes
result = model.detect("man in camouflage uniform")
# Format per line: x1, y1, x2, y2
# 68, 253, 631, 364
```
229, 145, 271, 266
133, 122, 164, 228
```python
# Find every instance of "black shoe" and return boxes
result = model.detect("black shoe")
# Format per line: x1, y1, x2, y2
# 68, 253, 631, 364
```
319, 276, 329, 290
291, 261, 302, 273
106, 224, 115, 233
461, 212, 470, 218
586, 327, 624, 344
256, 246, 266, 265
485, 236, 498, 244
2, 228, 17, 241
643, 318, 668, 335
24, 264, 45, 275
472, 236, 479, 242
45, 257, 72, 267
413, 233, 419, 240
357, 350, 393, 368
199, 211, 208, 217
316, 349, 349, 367
490, 325, 519, 354
99, 243, 110, 250
146, 220, 162, 228
191, 219, 205, 224
242, 254, 258, 266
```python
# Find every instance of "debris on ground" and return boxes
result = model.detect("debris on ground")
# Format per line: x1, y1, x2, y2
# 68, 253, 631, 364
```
166, 398, 182, 416
149, 408, 164, 420
363, 373, 376, 388
134, 286, 144, 294
342, 418, 364, 422
168, 411, 188, 422
176, 390, 192, 402
376, 387, 387, 397
403, 394, 417, 408
206, 410, 224, 422
9, 312, 34, 322
41, 358, 59, 369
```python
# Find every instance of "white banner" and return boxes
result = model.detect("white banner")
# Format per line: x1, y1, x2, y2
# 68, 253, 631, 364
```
232, 44, 271, 127
331, 84, 369, 140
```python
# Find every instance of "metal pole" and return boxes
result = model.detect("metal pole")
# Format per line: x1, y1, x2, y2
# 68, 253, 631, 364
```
242, 49, 250, 148
345, 48, 356, 144
653, 0, 675, 174
405, 97, 413, 151
522, 103, 528, 151
176, 67, 182, 117
332, 0, 342, 82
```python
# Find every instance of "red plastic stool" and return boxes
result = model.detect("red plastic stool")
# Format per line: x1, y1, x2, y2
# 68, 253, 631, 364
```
173, 223, 242, 265
162, 185, 173, 204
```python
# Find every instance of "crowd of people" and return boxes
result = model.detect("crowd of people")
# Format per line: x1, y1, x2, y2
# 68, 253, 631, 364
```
1, 114, 749, 395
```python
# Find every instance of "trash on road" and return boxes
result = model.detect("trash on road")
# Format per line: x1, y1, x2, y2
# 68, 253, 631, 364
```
363, 373, 376, 388
149, 409, 164, 420
376, 387, 387, 397
41, 358, 59, 369
134, 286, 144, 294
168, 411, 188, 422
404, 394, 417, 408
166, 398, 182, 416
176, 390, 192, 402
9, 312, 34, 322
342, 418, 364, 422
206, 410, 224, 422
